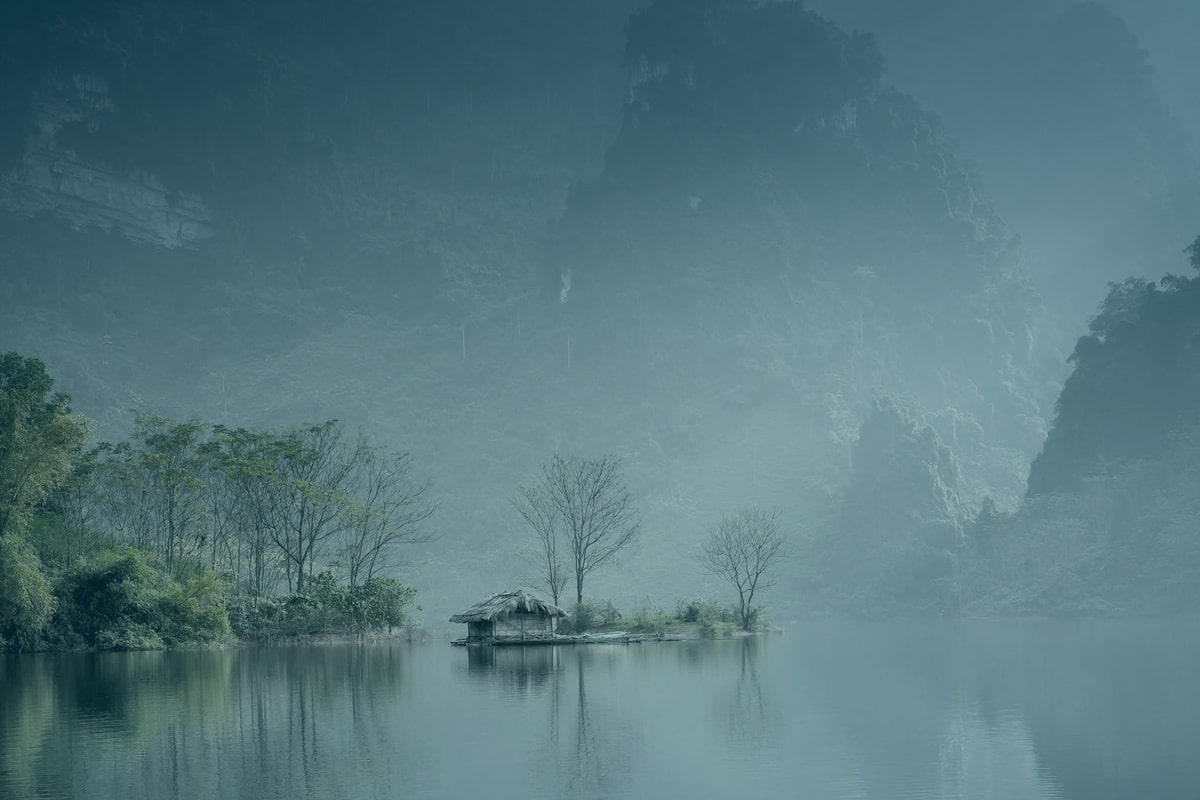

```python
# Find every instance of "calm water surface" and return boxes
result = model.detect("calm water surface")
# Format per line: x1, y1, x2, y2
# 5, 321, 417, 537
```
2, 621, 1198, 799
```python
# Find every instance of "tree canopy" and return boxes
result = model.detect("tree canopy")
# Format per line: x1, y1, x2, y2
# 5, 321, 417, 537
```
0, 352, 86, 539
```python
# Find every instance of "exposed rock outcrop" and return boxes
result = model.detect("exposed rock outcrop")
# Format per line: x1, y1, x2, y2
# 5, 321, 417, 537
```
0, 74, 212, 249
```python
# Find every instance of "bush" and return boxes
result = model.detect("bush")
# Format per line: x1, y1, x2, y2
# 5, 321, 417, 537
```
94, 621, 164, 651
561, 598, 621, 634
348, 577, 417, 633
742, 605, 765, 632
675, 598, 736, 626
226, 594, 285, 639
56, 549, 168, 649
625, 604, 671, 635
0, 536, 55, 651
232, 574, 416, 638
55, 548, 232, 650
159, 571, 232, 647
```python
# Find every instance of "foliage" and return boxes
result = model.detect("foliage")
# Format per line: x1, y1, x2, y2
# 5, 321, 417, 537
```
559, 598, 622, 634
158, 571, 233, 647
50, 547, 235, 650
348, 577, 418, 633
55, 549, 170, 650
961, 233, 1200, 614
93, 414, 208, 574
623, 603, 671, 636
75, 413, 433, 614
1029, 251, 1200, 497
0, 352, 87, 539
0, 535, 54, 651
231, 571, 416, 638
675, 597, 737, 627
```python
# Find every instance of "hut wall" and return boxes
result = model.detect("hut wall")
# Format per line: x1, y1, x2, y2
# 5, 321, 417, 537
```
467, 621, 495, 641
493, 612, 555, 639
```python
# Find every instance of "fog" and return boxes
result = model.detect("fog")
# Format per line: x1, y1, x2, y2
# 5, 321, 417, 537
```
3, 0, 1200, 627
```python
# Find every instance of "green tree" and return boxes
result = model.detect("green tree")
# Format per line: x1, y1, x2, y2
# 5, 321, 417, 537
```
0, 535, 54, 651
0, 352, 87, 539
57, 549, 170, 650
126, 414, 209, 574
158, 570, 232, 647
348, 576, 416, 633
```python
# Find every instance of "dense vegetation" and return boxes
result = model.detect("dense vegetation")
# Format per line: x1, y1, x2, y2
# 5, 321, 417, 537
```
0, 353, 427, 651
962, 237, 1200, 614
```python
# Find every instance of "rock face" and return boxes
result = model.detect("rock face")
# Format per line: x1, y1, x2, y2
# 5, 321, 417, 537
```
0, 74, 212, 249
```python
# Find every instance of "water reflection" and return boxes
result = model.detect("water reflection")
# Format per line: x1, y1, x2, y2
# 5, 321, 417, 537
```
560, 649, 636, 799
717, 637, 777, 753
3, 625, 1199, 799
465, 643, 560, 697
1, 645, 417, 800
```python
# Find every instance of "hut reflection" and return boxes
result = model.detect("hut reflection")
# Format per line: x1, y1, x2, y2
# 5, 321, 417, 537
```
465, 644, 562, 697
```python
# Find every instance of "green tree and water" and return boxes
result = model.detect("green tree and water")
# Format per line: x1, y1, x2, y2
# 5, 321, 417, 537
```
0, 353, 430, 651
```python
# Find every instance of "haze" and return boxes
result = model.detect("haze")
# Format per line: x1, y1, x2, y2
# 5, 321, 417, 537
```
3, 0, 1200, 678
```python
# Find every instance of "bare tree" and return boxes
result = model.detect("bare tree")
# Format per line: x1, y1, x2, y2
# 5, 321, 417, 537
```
514, 481, 569, 605
699, 508, 790, 630
342, 447, 437, 588
527, 454, 639, 605
260, 421, 360, 594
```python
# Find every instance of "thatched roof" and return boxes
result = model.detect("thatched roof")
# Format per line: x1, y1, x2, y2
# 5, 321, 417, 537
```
449, 589, 569, 623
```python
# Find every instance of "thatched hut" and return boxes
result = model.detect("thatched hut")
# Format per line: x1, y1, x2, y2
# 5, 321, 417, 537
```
450, 589, 569, 642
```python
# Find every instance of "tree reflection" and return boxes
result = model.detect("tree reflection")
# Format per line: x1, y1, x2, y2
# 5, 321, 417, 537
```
0, 655, 60, 799
562, 649, 636, 799
718, 637, 776, 751
0, 644, 423, 799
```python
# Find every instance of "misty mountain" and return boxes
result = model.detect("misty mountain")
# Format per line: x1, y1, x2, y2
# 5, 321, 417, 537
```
946, 239, 1200, 614
1, 0, 1050, 618
6, 0, 1196, 620
811, 0, 1200, 315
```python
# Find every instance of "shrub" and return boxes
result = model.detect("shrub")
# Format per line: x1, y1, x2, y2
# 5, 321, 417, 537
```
675, 598, 736, 626
348, 577, 417, 633
625, 604, 671, 635
56, 549, 168, 648
159, 571, 232, 647
55, 548, 232, 649
561, 598, 621, 634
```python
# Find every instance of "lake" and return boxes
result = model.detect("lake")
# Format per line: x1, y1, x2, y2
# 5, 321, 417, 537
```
2, 621, 1198, 799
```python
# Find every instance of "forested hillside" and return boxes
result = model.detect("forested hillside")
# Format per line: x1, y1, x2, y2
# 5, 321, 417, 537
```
928, 237, 1200, 615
